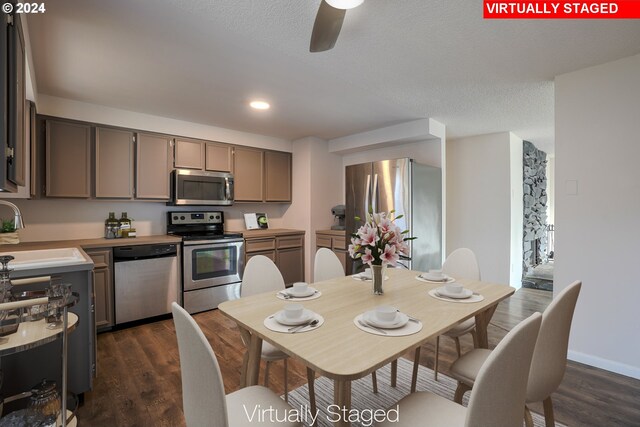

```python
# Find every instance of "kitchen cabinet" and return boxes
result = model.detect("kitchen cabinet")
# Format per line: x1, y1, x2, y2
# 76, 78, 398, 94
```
95, 127, 134, 198
136, 133, 172, 200
85, 248, 114, 331
265, 150, 291, 202
316, 230, 347, 274
233, 146, 264, 202
174, 138, 204, 170
45, 119, 92, 198
205, 142, 233, 172
244, 230, 305, 285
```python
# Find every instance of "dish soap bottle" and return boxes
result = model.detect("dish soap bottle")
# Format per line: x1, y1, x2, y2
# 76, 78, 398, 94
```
117, 212, 131, 238
104, 212, 118, 239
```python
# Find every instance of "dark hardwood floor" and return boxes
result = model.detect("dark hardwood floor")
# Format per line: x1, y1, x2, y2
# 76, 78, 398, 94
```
77, 289, 640, 426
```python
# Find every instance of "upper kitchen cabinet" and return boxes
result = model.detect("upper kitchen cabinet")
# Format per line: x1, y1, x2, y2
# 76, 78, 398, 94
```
174, 138, 204, 170
95, 127, 134, 198
205, 142, 232, 172
233, 146, 264, 202
265, 151, 291, 202
46, 119, 92, 198
136, 133, 172, 200
0, 11, 26, 192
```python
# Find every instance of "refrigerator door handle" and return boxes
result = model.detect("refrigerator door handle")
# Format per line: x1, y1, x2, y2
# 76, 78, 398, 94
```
372, 173, 379, 212
365, 174, 371, 216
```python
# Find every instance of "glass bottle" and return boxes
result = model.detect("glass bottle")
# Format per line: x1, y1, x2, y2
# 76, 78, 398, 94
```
117, 212, 131, 238
104, 212, 119, 239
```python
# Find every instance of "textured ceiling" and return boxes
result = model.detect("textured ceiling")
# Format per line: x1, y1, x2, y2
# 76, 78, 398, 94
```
27, 0, 640, 152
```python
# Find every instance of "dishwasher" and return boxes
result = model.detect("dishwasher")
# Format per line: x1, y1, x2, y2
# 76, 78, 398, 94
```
113, 243, 180, 325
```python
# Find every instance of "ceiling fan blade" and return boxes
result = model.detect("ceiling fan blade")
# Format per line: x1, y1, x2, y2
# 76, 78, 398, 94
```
310, 0, 346, 52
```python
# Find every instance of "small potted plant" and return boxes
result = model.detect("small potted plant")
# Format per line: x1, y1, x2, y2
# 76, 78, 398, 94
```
0, 219, 19, 244
348, 210, 415, 294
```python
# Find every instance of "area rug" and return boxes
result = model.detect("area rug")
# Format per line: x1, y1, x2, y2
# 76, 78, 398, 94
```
285, 358, 566, 427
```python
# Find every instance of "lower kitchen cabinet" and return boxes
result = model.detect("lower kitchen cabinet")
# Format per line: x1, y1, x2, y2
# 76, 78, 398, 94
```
316, 230, 347, 275
85, 248, 114, 331
244, 230, 305, 285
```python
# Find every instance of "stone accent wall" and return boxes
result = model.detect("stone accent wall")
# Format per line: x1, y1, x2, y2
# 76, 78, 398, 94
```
523, 141, 547, 274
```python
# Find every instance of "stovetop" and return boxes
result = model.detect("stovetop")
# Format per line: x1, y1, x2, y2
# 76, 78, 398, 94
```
170, 232, 244, 241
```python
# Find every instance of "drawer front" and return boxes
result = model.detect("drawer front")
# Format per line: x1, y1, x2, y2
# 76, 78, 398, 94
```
245, 238, 276, 253
85, 248, 112, 268
277, 235, 304, 249
332, 236, 347, 250
246, 250, 276, 263
316, 235, 332, 248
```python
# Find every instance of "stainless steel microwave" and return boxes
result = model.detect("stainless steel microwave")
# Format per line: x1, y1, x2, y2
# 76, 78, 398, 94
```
169, 169, 234, 205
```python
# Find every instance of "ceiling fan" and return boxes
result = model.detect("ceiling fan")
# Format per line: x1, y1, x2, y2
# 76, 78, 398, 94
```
310, 0, 364, 52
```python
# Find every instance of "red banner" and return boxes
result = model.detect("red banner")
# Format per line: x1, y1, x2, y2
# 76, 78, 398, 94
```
484, 1, 640, 19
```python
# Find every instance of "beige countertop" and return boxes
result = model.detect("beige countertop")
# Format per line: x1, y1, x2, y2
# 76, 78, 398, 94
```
234, 228, 305, 238
316, 229, 346, 236
0, 235, 183, 252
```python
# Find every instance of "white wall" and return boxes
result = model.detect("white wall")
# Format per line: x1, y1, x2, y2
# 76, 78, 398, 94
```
342, 140, 442, 169
546, 155, 555, 226
446, 132, 514, 285
555, 53, 640, 379
510, 134, 524, 288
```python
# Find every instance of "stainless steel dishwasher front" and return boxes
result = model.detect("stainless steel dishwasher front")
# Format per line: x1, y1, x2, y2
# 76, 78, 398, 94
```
113, 243, 180, 324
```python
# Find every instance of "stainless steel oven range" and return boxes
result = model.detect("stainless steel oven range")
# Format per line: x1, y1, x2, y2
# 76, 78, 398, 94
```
167, 211, 244, 314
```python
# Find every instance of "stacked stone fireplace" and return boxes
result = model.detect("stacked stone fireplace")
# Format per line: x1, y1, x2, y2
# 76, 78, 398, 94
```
523, 141, 548, 275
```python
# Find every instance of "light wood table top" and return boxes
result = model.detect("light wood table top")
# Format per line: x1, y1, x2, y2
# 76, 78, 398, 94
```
219, 268, 514, 381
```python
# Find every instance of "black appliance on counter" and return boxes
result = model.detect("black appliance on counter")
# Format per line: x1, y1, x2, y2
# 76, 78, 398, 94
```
167, 211, 244, 313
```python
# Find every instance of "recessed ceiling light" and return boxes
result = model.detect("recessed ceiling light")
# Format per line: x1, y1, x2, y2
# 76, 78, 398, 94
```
326, 0, 364, 9
250, 100, 270, 110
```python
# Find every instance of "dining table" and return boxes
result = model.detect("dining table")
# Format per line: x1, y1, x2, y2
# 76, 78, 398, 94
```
218, 268, 515, 427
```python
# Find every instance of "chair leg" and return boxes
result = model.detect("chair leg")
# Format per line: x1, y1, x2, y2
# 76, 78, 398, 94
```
543, 396, 556, 427
470, 329, 478, 348
391, 360, 398, 387
307, 368, 317, 423
454, 336, 462, 357
434, 335, 440, 381
264, 360, 271, 387
371, 371, 378, 393
524, 405, 534, 427
283, 359, 288, 402
454, 382, 471, 404
411, 347, 421, 393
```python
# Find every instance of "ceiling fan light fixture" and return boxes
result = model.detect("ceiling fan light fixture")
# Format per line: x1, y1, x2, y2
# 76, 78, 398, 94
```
249, 100, 270, 110
325, 0, 364, 10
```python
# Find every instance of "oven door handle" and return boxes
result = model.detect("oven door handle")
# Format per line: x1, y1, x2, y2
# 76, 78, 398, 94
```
183, 239, 245, 246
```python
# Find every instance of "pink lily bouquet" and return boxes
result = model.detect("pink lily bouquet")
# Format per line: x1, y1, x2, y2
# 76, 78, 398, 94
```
348, 211, 414, 267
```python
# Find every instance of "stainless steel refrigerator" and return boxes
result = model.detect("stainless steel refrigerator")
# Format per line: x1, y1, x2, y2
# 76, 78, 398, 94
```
345, 158, 442, 273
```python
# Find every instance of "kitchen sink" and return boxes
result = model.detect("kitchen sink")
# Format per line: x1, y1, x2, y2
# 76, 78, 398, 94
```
0, 247, 91, 270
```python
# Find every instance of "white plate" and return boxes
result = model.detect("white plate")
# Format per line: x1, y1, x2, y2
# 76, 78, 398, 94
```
285, 287, 317, 298
436, 287, 473, 299
353, 274, 390, 281
363, 311, 409, 329
419, 273, 454, 282
274, 309, 315, 326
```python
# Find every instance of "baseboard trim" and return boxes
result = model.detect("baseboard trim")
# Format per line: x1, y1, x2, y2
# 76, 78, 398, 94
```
568, 350, 640, 380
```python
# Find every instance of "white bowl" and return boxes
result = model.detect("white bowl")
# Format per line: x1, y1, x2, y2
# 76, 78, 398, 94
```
445, 283, 463, 294
428, 269, 444, 280
284, 303, 304, 319
375, 305, 397, 322
292, 282, 309, 294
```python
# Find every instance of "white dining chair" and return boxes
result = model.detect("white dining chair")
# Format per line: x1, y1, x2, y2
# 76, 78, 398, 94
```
450, 280, 582, 427
171, 302, 301, 427
432, 248, 481, 381
314, 247, 345, 282
377, 312, 542, 427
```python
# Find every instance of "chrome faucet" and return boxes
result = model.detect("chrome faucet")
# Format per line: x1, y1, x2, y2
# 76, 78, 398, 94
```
0, 200, 25, 229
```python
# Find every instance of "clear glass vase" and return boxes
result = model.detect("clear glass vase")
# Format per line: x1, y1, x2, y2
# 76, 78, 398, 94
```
372, 264, 385, 295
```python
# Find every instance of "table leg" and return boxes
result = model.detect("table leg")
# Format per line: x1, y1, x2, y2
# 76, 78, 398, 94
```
245, 333, 263, 387
238, 327, 252, 387
474, 305, 498, 349
333, 379, 352, 427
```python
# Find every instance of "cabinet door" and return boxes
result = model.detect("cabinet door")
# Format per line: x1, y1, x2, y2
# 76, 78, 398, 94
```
136, 133, 172, 200
8, 14, 26, 187
174, 139, 204, 170
247, 250, 276, 264
335, 250, 347, 274
93, 267, 114, 330
277, 247, 304, 285
233, 146, 264, 202
265, 151, 291, 202
46, 120, 91, 197
95, 127, 134, 198
205, 142, 232, 172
